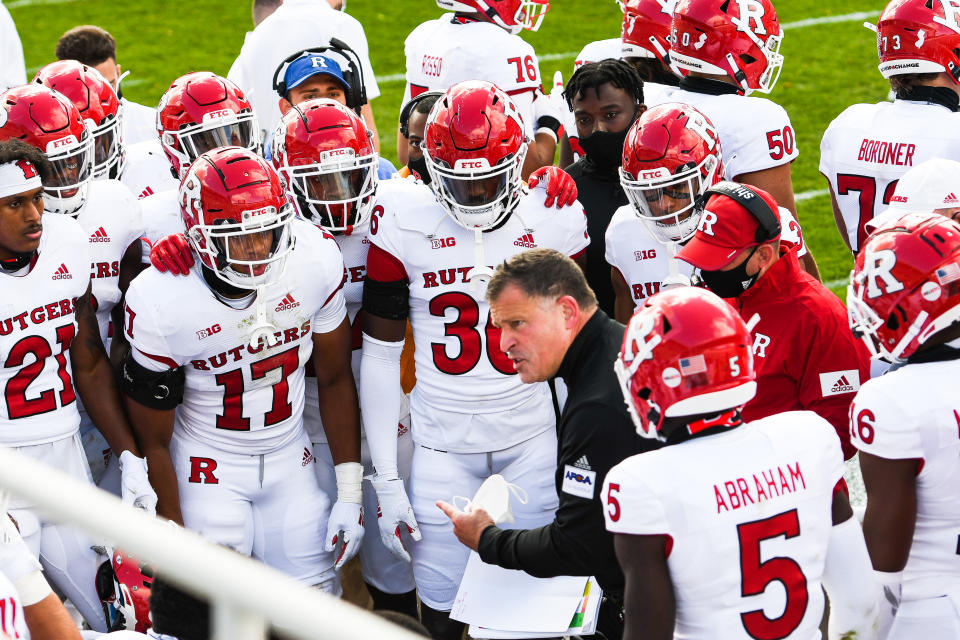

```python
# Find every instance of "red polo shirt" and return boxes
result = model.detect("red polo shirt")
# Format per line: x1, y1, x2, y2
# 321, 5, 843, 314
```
732, 248, 869, 459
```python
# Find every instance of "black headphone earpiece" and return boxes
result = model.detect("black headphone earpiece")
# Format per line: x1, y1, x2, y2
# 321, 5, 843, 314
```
399, 91, 444, 138
272, 39, 367, 114
700, 181, 781, 243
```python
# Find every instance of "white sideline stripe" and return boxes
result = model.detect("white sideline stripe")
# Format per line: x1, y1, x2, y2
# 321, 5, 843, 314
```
6, 0, 74, 8
796, 188, 829, 202
825, 277, 849, 289
372, 9, 882, 84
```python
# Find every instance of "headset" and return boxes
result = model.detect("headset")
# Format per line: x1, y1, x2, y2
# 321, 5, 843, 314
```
700, 181, 781, 243
272, 38, 368, 113
399, 91, 444, 138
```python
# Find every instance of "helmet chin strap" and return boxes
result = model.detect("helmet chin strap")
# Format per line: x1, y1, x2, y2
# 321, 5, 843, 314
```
248, 288, 281, 349
662, 242, 691, 289
466, 227, 495, 295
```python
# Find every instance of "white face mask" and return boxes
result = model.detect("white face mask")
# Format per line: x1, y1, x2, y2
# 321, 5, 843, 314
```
454, 474, 528, 525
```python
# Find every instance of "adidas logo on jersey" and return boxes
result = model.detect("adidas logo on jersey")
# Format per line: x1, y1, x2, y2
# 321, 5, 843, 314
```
89, 227, 111, 243
514, 233, 537, 248
819, 369, 861, 397
301, 447, 315, 467
52, 263, 72, 280
138, 186, 154, 199
275, 294, 300, 311
572, 455, 591, 471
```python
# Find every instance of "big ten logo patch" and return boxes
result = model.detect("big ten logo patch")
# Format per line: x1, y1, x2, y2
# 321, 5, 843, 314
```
431, 237, 456, 250
188, 457, 219, 484
196, 324, 222, 340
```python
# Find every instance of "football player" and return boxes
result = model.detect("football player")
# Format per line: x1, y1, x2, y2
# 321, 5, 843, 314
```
668, 0, 819, 278
0, 138, 153, 632
1, 84, 145, 491
360, 80, 587, 639
608, 102, 807, 321
821, 0, 960, 255
121, 147, 362, 591
867, 158, 960, 234
399, 0, 563, 176
603, 286, 879, 640
847, 212, 960, 638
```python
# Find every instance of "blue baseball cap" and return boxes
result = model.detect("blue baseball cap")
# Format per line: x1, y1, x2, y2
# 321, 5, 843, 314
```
283, 54, 351, 94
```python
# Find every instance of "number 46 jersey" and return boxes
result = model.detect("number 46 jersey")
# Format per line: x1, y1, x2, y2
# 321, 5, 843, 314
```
124, 219, 346, 454
820, 98, 960, 254
603, 412, 845, 639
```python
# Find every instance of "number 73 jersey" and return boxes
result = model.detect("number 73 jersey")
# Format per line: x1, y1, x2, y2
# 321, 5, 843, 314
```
123, 219, 347, 454
820, 99, 960, 254
603, 412, 845, 639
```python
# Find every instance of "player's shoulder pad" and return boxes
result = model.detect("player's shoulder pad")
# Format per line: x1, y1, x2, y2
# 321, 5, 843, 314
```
375, 179, 447, 237
291, 217, 342, 260
606, 205, 638, 234
751, 410, 840, 453
43, 207, 86, 241
517, 187, 586, 228
124, 268, 188, 334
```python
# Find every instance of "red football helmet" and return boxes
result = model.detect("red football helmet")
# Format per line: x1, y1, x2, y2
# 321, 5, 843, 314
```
616, 286, 757, 440
671, 0, 784, 94
876, 0, 960, 84
848, 212, 960, 361
34, 60, 124, 179
424, 80, 528, 230
158, 72, 260, 179
620, 102, 724, 244
620, 0, 678, 71
110, 550, 153, 633
180, 147, 295, 290
436, 0, 550, 33
271, 98, 377, 234
0, 84, 94, 216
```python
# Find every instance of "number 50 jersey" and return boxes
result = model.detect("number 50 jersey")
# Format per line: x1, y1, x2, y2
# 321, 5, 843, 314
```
604, 412, 845, 639
124, 219, 346, 454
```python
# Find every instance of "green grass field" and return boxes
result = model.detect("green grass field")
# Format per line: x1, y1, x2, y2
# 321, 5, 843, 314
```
6, 0, 890, 290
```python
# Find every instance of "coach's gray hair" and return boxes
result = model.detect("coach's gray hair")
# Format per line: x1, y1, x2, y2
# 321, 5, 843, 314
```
486, 248, 597, 309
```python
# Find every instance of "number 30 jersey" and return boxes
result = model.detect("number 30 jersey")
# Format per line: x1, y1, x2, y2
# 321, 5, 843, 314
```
0, 214, 90, 445
366, 180, 589, 453
820, 98, 960, 254
850, 359, 960, 602
124, 219, 346, 454
603, 412, 845, 639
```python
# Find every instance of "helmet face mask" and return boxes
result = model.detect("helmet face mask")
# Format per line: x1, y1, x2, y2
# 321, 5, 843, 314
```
43, 132, 95, 216
90, 106, 124, 179
272, 98, 378, 234
426, 152, 526, 229
181, 147, 296, 290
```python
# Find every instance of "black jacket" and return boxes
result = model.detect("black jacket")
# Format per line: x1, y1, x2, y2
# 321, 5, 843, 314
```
566, 158, 628, 318
477, 310, 655, 595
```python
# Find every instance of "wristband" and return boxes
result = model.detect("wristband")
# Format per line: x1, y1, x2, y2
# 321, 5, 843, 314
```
335, 462, 364, 504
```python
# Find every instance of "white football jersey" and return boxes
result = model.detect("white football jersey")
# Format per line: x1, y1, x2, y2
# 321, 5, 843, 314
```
0, 214, 90, 445
121, 139, 179, 200
820, 99, 960, 254
302, 218, 370, 444
0, 570, 27, 640
125, 219, 346, 455
667, 88, 798, 180
139, 188, 184, 260
369, 180, 589, 452
604, 412, 845, 639
850, 359, 960, 601
403, 15, 541, 134
604, 204, 806, 312
121, 98, 158, 146
76, 179, 144, 345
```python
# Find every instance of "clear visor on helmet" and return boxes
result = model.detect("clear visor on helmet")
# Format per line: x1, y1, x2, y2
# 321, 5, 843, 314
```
92, 111, 124, 179
620, 155, 718, 244
176, 113, 259, 165
282, 152, 378, 233
43, 134, 94, 216
193, 204, 295, 290
515, 0, 549, 32
425, 147, 526, 230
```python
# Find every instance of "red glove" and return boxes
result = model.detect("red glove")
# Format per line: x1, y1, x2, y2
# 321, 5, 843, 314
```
150, 233, 194, 276
528, 166, 578, 208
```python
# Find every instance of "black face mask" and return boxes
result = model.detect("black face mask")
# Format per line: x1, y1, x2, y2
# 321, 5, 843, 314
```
578, 107, 640, 171
699, 246, 760, 298
408, 156, 431, 185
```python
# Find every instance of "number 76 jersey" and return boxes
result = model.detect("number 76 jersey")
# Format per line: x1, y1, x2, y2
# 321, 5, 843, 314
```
123, 219, 347, 454
603, 412, 845, 639
820, 98, 960, 254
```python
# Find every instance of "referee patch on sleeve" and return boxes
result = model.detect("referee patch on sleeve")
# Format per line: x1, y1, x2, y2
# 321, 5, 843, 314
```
819, 370, 861, 397
561, 465, 597, 499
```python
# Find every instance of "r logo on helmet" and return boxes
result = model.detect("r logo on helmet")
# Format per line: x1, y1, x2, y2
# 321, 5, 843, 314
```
732, 0, 768, 35
865, 248, 905, 298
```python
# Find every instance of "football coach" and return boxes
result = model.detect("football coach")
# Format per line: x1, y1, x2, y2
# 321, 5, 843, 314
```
437, 248, 657, 639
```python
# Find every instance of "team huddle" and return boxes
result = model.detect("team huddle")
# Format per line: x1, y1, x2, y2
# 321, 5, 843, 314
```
0, 0, 959, 638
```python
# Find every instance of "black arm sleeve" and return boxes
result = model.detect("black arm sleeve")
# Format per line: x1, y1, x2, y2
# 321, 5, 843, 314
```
120, 352, 184, 410
362, 278, 410, 320
477, 402, 638, 592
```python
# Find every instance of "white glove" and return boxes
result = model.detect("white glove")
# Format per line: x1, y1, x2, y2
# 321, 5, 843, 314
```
370, 474, 421, 563
325, 462, 365, 570
532, 70, 566, 142
119, 451, 157, 515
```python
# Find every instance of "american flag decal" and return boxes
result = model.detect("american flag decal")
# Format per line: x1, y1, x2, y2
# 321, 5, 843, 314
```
678, 354, 706, 375
936, 263, 960, 285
